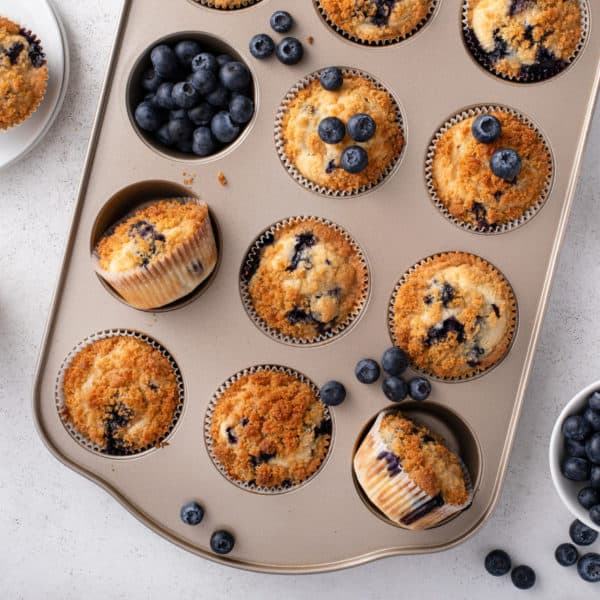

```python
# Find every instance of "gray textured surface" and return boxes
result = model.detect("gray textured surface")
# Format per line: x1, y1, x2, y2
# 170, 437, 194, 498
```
1, 1, 599, 598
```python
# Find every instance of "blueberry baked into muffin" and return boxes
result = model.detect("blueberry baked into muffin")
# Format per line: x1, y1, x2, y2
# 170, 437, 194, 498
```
208, 368, 331, 488
194, 0, 261, 8
391, 252, 516, 379
279, 68, 403, 194
94, 199, 217, 310
463, 0, 583, 82
243, 218, 368, 341
0, 17, 48, 130
318, 0, 434, 43
61, 335, 180, 454
354, 411, 472, 529
430, 109, 551, 230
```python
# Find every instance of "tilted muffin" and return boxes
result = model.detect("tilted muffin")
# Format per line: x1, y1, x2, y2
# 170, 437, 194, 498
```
391, 252, 516, 379
464, 0, 583, 82
354, 411, 472, 529
279, 71, 403, 194
318, 0, 434, 43
430, 109, 551, 230
61, 335, 180, 454
0, 17, 48, 130
208, 368, 331, 488
243, 218, 368, 341
94, 198, 217, 310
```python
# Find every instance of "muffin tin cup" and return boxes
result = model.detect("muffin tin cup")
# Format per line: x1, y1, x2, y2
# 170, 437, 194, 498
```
425, 105, 554, 235
387, 252, 519, 382
274, 67, 406, 198
55, 329, 185, 457
314, 0, 439, 47
461, 0, 591, 84
239, 216, 371, 345
204, 364, 332, 494
191, 0, 262, 11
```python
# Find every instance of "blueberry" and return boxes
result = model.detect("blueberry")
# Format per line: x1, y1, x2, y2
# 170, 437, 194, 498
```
190, 69, 217, 95
229, 95, 254, 124
318, 117, 345, 144
192, 52, 218, 73
134, 102, 163, 132
563, 415, 592, 442
180, 501, 204, 525
589, 391, 600, 412
156, 123, 173, 147
381, 347, 408, 376
570, 519, 598, 546
210, 530, 235, 554
276, 37, 303, 65
169, 108, 187, 120
219, 61, 251, 92
577, 553, 600, 582
320, 67, 343, 91
155, 82, 177, 110
270, 10, 293, 33
409, 377, 431, 402
174, 40, 202, 68
355, 359, 380, 384
150, 44, 179, 79
484, 549, 511, 576
565, 438, 587, 459
141, 67, 163, 92
562, 457, 591, 481
584, 407, 600, 432
216, 54, 233, 67
172, 82, 201, 109
177, 138, 193, 153
511, 565, 535, 590
206, 85, 230, 108
249, 33, 275, 59
555, 543, 579, 567
347, 113, 376, 142
144, 93, 157, 106
579, 487, 600, 510
192, 126, 218, 156
341, 146, 368, 174
167, 118, 194, 145
592, 465, 600, 489
586, 433, 600, 464
188, 103, 215, 126
383, 376, 408, 402
211, 111, 240, 143
490, 148, 522, 180
590, 505, 600, 526
471, 114, 502, 144
320, 381, 346, 406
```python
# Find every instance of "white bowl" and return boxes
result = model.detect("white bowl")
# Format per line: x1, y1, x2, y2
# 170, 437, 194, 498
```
549, 380, 600, 530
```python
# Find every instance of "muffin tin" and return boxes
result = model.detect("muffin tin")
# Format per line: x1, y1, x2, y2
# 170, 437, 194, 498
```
33, 0, 600, 572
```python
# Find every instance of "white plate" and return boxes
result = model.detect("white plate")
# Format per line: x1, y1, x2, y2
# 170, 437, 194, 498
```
0, 0, 69, 169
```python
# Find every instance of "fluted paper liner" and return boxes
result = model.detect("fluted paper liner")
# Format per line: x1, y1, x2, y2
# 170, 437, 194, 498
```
192, 0, 262, 10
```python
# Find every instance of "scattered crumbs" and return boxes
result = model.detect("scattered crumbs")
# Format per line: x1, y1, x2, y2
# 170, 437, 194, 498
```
217, 171, 227, 186
182, 171, 196, 187
307, 36, 314, 45
155, 440, 170, 449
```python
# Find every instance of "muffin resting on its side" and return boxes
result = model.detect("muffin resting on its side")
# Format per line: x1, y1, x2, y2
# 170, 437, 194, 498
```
209, 369, 331, 488
62, 336, 180, 454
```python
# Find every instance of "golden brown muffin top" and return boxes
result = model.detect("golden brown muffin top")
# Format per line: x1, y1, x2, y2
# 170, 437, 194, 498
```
431, 110, 551, 229
209, 370, 331, 488
379, 412, 469, 506
204, 0, 259, 7
319, 0, 433, 42
392, 252, 516, 379
0, 17, 48, 130
96, 199, 209, 273
466, 0, 582, 79
246, 219, 366, 340
281, 74, 403, 193
62, 336, 179, 453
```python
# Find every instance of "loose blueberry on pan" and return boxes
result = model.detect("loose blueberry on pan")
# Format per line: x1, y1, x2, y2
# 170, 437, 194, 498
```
249, 33, 275, 59
484, 549, 512, 576
270, 10, 294, 34
355, 359, 380, 384
180, 501, 204, 525
381, 347, 408, 376
408, 377, 431, 402
210, 530, 235, 555
276, 37, 304, 65
320, 381, 346, 406
382, 376, 407, 402
569, 519, 598, 546
555, 543, 579, 567
511, 565, 535, 590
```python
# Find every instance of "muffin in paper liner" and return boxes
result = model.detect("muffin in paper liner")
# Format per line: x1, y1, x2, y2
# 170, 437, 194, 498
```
314, 0, 438, 46
0, 18, 48, 130
461, 0, 589, 84
191, 0, 262, 10
93, 198, 218, 310
353, 410, 473, 530
240, 216, 370, 346
388, 252, 518, 381
275, 67, 405, 197
425, 105, 554, 234
204, 365, 333, 494
55, 330, 185, 457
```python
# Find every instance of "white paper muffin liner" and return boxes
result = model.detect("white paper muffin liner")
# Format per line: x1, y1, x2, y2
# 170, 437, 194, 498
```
55, 329, 185, 457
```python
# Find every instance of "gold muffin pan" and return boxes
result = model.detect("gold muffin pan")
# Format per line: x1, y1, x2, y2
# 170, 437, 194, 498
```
33, 0, 600, 573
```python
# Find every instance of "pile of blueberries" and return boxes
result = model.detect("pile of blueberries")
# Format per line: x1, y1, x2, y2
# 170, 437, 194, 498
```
249, 10, 304, 64
179, 500, 236, 555
133, 39, 254, 157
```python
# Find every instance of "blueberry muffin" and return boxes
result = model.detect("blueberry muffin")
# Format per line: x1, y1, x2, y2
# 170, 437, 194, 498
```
354, 411, 472, 529
430, 109, 551, 230
194, 0, 261, 8
61, 335, 180, 454
319, 0, 434, 43
243, 218, 368, 341
279, 71, 403, 193
0, 17, 48, 130
464, 0, 583, 82
208, 369, 331, 488
94, 198, 217, 310
391, 252, 516, 379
